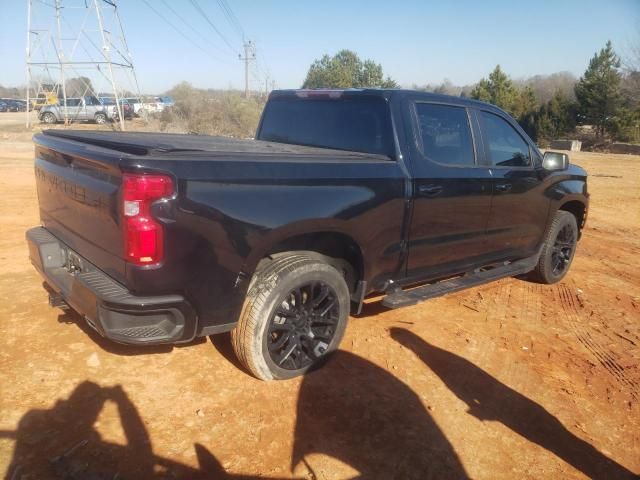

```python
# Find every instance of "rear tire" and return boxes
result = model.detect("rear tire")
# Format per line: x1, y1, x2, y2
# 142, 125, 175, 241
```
529, 211, 578, 284
231, 254, 350, 381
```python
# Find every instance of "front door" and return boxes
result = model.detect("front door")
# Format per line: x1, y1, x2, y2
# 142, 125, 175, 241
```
405, 101, 493, 281
476, 109, 550, 260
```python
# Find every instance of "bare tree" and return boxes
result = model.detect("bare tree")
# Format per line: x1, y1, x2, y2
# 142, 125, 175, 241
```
620, 27, 640, 109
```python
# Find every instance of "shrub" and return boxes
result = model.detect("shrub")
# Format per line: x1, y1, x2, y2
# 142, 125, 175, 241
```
159, 82, 266, 138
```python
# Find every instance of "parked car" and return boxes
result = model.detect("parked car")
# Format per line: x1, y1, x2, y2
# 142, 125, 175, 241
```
156, 95, 175, 107
0, 99, 21, 112
38, 96, 115, 124
99, 97, 133, 120
118, 99, 134, 119
123, 97, 145, 116
0, 101, 8, 112
27, 89, 588, 380
11, 99, 29, 112
136, 97, 165, 115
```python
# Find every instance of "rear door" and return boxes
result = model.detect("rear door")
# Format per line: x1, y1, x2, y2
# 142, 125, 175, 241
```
81, 96, 100, 120
476, 109, 550, 259
404, 99, 493, 281
62, 98, 81, 121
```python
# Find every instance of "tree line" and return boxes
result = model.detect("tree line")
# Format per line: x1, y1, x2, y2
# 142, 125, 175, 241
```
302, 41, 640, 144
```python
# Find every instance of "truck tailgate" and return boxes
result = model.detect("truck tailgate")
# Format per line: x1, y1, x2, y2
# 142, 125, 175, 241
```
34, 135, 126, 283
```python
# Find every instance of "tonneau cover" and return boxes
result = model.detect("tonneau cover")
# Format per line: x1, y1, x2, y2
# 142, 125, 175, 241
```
42, 129, 389, 160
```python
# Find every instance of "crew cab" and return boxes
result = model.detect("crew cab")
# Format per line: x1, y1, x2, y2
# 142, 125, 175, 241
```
39, 96, 115, 125
26, 89, 588, 380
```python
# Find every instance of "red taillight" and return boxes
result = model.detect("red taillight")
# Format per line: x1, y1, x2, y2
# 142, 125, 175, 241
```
122, 173, 174, 265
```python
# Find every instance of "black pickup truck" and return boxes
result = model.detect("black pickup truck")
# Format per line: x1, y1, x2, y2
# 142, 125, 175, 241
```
27, 89, 588, 380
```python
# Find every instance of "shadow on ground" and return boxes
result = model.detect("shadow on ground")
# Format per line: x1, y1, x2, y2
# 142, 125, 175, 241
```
1, 381, 279, 479
390, 327, 638, 480
2, 327, 637, 479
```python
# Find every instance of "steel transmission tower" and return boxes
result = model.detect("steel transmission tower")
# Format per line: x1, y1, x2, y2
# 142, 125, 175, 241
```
26, 0, 140, 130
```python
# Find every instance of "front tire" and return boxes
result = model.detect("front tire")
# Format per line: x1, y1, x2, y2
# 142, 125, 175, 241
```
529, 211, 578, 284
231, 254, 350, 381
94, 113, 107, 124
41, 112, 56, 124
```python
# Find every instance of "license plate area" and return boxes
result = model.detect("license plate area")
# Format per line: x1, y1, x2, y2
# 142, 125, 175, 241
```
66, 249, 85, 274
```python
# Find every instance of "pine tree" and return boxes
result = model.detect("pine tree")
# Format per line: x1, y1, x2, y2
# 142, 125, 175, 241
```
302, 50, 397, 89
575, 41, 622, 137
533, 91, 577, 143
470, 65, 519, 114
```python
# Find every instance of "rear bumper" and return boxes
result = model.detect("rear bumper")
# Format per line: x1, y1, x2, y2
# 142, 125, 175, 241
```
26, 226, 197, 345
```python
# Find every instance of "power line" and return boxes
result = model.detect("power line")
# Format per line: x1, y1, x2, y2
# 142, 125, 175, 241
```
159, 0, 230, 58
140, 0, 230, 65
189, 0, 239, 56
216, 0, 244, 40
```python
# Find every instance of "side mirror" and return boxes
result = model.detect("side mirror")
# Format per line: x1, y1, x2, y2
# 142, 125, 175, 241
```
542, 151, 569, 171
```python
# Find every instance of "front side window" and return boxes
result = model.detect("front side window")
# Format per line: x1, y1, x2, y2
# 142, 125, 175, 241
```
414, 103, 475, 166
480, 111, 531, 167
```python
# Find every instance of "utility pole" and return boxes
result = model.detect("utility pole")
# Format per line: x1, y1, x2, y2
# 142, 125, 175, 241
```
264, 75, 275, 97
25, 0, 31, 127
238, 40, 255, 98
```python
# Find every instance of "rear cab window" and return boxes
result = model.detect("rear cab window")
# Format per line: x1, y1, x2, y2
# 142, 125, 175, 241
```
257, 94, 395, 157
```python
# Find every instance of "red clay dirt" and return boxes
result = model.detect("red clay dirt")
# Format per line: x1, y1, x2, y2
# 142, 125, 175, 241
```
1, 123, 639, 479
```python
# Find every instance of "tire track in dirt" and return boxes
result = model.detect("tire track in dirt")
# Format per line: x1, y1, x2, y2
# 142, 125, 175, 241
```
474, 280, 542, 331
557, 283, 639, 399
484, 280, 511, 328
517, 282, 543, 332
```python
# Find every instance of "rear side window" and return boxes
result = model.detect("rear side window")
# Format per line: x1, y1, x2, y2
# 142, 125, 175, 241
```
480, 111, 531, 167
414, 103, 475, 166
258, 96, 394, 157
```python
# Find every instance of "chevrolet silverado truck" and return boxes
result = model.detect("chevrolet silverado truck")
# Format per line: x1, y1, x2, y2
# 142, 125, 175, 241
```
26, 89, 588, 380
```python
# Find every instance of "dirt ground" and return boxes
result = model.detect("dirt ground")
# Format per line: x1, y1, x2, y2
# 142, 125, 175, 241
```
0, 114, 639, 479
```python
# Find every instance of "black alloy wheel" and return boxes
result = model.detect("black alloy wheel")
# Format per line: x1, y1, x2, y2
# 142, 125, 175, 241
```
551, 223, 576, 276
528, 210, 579, 284
267, 281, 340, 370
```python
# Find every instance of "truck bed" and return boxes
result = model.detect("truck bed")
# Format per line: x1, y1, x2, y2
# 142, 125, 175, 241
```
41, 129, 391, 161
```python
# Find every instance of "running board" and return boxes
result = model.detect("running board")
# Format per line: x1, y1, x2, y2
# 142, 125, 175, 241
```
382, 255, 539, 309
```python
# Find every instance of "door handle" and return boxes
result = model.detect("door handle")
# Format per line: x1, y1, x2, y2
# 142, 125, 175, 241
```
495, 183, 512, 193
418, 184, 443, 196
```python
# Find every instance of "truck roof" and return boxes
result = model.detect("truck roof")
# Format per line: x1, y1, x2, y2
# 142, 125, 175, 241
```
270, 88, 504, 112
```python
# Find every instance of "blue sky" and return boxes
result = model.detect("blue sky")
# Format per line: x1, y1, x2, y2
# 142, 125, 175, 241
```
0, 0, 638, 93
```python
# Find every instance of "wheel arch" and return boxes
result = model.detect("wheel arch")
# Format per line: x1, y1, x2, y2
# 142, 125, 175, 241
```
248, 230, 365, 296
557, 199, 587, 233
